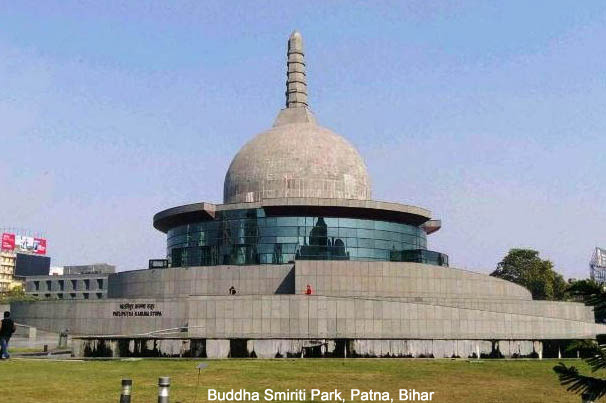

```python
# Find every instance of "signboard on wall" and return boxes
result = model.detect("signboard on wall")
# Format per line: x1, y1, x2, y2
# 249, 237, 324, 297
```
34, 238, 46, 255
1, 233, 15, 250
1, 233, 46, 255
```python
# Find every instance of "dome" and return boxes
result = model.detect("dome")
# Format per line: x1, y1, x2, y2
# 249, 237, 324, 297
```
223, 30, 371, 204
223, 109, 371, 204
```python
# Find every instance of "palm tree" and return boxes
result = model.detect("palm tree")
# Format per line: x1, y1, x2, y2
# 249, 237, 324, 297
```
553, 280, 606, 400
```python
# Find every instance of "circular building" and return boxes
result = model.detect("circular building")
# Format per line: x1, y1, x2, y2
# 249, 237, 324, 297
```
154, 31, 447, 269
13, 31, 603, 360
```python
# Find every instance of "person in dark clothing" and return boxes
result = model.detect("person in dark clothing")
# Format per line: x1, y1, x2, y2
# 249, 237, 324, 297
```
228, 286, 237, 296
0, 311, 16, 359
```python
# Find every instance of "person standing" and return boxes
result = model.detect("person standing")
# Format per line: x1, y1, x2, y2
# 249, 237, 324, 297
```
0, 311, 16, 359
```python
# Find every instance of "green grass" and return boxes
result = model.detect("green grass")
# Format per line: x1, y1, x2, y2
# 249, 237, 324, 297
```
0, 358, 595, 402
10, 347, 48, 353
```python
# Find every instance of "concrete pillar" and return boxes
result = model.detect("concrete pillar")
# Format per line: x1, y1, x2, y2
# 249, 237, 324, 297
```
206, 339, 230, 359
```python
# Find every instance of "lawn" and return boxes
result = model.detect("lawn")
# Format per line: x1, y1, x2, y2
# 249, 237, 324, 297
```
0, 358, 593, 402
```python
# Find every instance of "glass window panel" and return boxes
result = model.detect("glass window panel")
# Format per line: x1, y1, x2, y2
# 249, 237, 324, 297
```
275, 227, 298, 237
358, 238, 374, 248
259, 236, 277, 244
357, 229, 374, 239
374, 240, 392, 250
277, 217, 299, 226
339, 227, 356, 237
338, 218, 356, 228
374, 221, 390, 231
324, 218, 339, 227
327, 228, 338, 238
166, 213, 437, 266
358, 219, 375, 229
276, 236, 298, 244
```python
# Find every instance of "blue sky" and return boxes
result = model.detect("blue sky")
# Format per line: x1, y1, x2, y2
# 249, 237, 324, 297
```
1, 1, 604, 278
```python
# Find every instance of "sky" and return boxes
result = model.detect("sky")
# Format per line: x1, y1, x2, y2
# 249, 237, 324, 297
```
0, 1, 604, 278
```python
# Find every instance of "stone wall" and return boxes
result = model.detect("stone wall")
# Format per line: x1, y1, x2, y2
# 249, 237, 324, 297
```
295, 261, 532, 300
186, 295, 602, 340
72, 337, 542, 359
108, 264, 294, 299
11, 260, 603, 357
10, 298, 187, 336
387, 297, 595, 322
14, 294, 602, 341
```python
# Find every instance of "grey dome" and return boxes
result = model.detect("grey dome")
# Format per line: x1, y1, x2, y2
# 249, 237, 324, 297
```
223, 109, 371, 204
223, 31, 371, 204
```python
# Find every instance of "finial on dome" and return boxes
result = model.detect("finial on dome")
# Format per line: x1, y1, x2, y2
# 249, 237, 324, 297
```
285, 30, 308, 108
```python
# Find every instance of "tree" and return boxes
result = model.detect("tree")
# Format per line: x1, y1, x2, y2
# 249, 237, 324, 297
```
0, 285, 37, 304
490, 248, 567, 300
554, 282, 606, 400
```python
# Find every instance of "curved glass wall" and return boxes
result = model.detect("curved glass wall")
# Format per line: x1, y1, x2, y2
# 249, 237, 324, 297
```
166, 208, 447, 267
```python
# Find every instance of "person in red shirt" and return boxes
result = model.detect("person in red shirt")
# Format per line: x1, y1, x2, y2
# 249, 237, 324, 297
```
305, 284, 313, 295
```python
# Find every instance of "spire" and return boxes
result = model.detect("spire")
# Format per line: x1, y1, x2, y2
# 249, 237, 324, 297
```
285, 30, 308, 108
273, 30, 315, 126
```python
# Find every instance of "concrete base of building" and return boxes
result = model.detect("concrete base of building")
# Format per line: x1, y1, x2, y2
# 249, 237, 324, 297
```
73, 337, 553, 359
13, 261, 606, 359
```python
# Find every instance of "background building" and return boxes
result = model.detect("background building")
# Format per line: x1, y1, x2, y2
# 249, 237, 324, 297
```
590, 247, 606, 283
0, 229, 49, 292
63, 263, 115, 275
0, 250, 17, 292
24, 263, 115, 300
49, 266, 64, 276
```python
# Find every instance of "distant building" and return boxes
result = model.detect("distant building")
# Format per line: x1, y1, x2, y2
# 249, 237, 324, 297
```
0, 250, 17, 292
590, 247, 606, 283
49, 266, 64, 276
63, 263, 115, 275
1, 229, 49, 291
25, 273, 110, 300
24, 263, 115, 300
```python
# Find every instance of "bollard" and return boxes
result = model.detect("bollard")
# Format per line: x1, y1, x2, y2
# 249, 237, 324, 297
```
120, 379, 132, 403
158, 377, 170, 403
58, 330, 68, 349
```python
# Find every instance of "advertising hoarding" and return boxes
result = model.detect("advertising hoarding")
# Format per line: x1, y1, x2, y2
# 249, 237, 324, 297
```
14, 253, 50, 276
1, 233, 15, 250
1, 233, 46, 255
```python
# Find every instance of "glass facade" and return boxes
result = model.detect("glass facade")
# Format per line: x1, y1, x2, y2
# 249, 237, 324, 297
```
167, 208, 448, 267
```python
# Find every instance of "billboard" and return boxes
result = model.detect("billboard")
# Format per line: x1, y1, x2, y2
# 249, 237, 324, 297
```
0, 233, 46, 255
15, 253, 50, 276
1, 233, 15, 250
